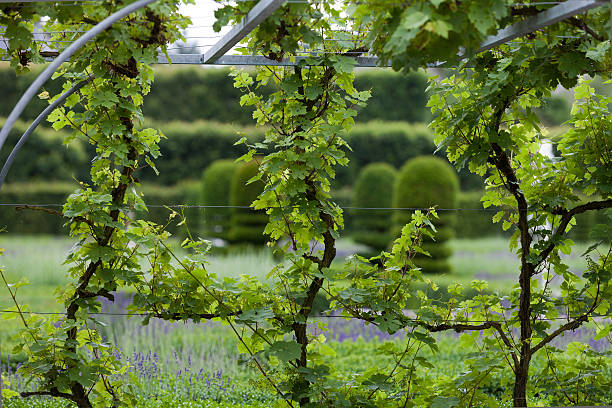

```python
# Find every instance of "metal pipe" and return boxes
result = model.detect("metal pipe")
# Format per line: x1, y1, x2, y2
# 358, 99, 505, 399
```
0, 80, 87, 191
0, 0, 159, 155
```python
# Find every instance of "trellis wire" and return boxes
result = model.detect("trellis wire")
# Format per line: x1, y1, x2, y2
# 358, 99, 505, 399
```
0, 203, 511, 211
0, 309, 610, 323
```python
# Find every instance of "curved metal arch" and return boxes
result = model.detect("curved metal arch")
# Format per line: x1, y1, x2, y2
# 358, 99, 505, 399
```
0, 80, 87, 190
0, 0, 159, 167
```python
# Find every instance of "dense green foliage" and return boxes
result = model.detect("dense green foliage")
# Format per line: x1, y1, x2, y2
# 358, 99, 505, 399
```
351, 163, 396, 253
201, 159, 238, 241
419, 1, 612, 401
393, 156, 459, 274
227, 160, 267, 245
1, 1, 189, 406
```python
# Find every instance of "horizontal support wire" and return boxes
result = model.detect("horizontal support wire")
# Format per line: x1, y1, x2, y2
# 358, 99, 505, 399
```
0, 203, 507, 211
0, 309, 609, 323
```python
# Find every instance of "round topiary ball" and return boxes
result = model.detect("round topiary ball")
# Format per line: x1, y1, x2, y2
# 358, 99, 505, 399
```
392, 156, 459, 274
352, 162, 397, 253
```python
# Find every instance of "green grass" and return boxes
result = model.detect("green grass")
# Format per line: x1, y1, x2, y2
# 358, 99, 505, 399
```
0, 235, 598, 316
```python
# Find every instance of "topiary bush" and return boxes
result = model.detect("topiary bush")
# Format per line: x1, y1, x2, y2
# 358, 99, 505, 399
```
351, 163, 397, 253
392, 156, 459, 274
201, 159, 238, 240
227, 160, 268, 246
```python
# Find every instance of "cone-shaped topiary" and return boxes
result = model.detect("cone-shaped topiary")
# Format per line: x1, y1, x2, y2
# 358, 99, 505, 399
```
228, 160, 268, 245
352, 163, 397, 253
393, 156, 459, 274
201, 159, 238, 240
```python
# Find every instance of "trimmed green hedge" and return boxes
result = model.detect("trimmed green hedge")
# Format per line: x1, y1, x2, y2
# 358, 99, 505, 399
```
351, 163, 397, 252
228, 161, 267, 245
0, 65, 430, 126
201, 159, 238, 240
137, 181, 204, 238
140, 121, 265, 185
144, 67, 430, 125
2, 115, 483, 191
0, 182, 74, 234
353, 69, 429, 123
393, 156, 459, 274
0, 119, 88, 183
0, 181, 203, 237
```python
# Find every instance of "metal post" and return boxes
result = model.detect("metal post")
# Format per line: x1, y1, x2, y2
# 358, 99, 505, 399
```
0, 0, 159, 154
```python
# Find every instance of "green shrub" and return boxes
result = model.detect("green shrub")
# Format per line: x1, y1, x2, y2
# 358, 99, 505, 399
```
0, 181, 204, 237
351, 163, 397, 252
354, 69, 429, 123
455, 190, 506, 238
201, 159, 238, 240
0, 118, 88, 183
0, 182, 75, 234
392, 156, 459, 274
139, 120, 265, 184
536, 94, 572, 126
228, 161, 267, 245
567, 205, 611, 242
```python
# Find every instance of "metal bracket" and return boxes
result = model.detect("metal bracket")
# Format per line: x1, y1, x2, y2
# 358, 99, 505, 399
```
202, 0, 285, 64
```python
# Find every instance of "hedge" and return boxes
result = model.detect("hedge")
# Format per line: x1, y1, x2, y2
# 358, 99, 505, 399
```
351, 163, 397, 252
0, 65, 430, 126
0, 182, 74, 234
2, 113, 484, 191
201, 159, 238, 240
138, 120, 265, 184
352, 69, 430, 123
0, 181, 203, 237
0, 119, 88, 184
227, 161, 268, 245
454, 191, 504, 239
393, 156, 459, 274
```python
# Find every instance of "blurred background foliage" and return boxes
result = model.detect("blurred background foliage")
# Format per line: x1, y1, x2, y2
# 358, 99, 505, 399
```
1, 64, 607, 247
